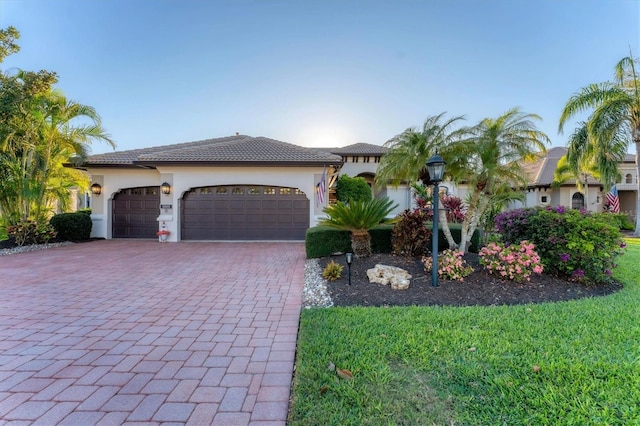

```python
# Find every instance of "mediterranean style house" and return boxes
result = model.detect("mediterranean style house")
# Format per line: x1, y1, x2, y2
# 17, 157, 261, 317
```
77, 136, 637, 242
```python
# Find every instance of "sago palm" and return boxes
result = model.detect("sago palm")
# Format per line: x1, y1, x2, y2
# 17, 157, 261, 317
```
319, 198, 398, 257
559, 54, 640, 235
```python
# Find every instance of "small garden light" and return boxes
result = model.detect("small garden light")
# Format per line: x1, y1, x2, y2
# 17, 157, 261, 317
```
90, 183, 102, 196
426, 152, 446, 287
161, 182, 171, 195
345, 252, 353, 285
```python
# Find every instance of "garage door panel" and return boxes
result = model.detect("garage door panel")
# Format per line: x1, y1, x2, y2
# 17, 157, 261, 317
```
112, 187, 160, 238
182, 185, 309, 240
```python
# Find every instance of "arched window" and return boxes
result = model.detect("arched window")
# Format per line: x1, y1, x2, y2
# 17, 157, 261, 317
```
626, 174, 633, 184
571, 192, 584, 210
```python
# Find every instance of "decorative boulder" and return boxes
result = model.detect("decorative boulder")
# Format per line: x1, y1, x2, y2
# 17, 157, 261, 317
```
366, 264, 411, 290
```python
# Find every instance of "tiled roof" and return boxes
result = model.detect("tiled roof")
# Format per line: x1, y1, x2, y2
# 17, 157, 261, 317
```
524, 146, 609, 187
323, 143, 388, 155
83, 135, 342, 167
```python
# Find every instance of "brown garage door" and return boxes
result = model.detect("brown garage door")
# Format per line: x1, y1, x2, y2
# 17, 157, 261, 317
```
112, 187, 160, 238
182, 185, 309, 240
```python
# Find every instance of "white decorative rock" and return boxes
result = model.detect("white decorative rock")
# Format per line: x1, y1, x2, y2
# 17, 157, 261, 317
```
366, 264, 412, 290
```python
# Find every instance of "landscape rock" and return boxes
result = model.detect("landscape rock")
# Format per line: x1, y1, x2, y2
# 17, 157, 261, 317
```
366, 264, 411, 290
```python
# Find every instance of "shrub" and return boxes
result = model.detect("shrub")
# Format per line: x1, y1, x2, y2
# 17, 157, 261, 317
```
50, 212, 93, 241
417, 194, 466, 223
479, 240, 544, 282
7, 219, 57, 246
493, 207, 625, 283
335, 174, 372, 203
322, 260, 344, 281
391, 209, 432, 257
597, 212, 635, 231
305, 225, 392, 258
422, 250, 473, 282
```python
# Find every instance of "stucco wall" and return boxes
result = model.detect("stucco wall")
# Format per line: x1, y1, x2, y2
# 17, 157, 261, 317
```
85, 165, 328, 241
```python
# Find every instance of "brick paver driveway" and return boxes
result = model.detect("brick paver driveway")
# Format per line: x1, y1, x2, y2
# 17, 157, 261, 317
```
0, 240, 306, 425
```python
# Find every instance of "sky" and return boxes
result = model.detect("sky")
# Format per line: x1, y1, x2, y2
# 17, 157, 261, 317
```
1, 0, 639, 155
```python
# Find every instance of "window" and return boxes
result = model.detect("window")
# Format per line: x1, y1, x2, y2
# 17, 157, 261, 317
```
264, 187, 276, 195
248, 187, 260, 195
626, 174, 633, 184
146, 188, 158, 195
280, 188, 291, 195
131, 188, 143, 195
216, 187, 227, 194
232, 187, 243, 195
200, 187, 212, 194
571, 192, 584, 210
295, 188, 304, 195
540, 195, 548, 203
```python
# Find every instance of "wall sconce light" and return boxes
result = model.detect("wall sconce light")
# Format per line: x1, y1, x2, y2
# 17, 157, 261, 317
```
91, 183, 102, 196
345, 252, 353, 285
161, 182, 171, 195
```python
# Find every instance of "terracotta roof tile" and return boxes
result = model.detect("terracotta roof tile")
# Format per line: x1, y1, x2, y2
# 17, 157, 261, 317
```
84, 135, 341, 166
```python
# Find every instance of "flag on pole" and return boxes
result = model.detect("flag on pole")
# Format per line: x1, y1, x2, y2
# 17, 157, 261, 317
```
606, 185, 620, 213
317, 166, 326, 206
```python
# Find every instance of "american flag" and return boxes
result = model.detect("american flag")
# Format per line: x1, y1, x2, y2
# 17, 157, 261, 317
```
317, 166, 326, 206
606, 185, 620, 213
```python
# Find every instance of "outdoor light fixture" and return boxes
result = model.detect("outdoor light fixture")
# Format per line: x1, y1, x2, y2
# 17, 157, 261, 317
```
90, 183, 102, 196
161, 182, 171, 195
426, 152, 446, 287
345, 252, 353, 286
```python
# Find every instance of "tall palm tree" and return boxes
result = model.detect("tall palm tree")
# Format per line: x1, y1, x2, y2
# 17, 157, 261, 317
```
319, 198, 398, 257
448, 108, 549, 252
374, 113, 467, 248
559, 54, 640, 236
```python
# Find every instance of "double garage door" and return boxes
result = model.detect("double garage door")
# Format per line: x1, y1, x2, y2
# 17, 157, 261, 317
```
112, 185, 309, 240
182, 185, 309, 240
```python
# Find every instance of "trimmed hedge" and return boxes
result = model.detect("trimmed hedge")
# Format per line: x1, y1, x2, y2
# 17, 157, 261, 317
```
50, 212, 93, 241
305, 223, 479, 258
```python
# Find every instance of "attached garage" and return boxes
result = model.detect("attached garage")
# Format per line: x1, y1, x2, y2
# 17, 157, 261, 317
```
182, 185, 309, 240
112, 187, 160, 238
80, 135, 342, 241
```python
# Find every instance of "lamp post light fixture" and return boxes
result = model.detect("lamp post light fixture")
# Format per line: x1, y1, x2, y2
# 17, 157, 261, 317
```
426, 152, 446, 287
345, 252, 353, 285
90, 183, 102, 196
161, 182, 171, 195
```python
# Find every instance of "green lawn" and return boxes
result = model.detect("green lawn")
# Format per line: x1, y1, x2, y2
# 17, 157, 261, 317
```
290, 239, 640, 425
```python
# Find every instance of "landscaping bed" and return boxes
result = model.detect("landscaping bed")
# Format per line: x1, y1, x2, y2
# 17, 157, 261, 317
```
319, 252, 623, 307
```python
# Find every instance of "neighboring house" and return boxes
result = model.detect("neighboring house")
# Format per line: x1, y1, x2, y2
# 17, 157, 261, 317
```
78, 135, 341, 241
513, 146, 638, 215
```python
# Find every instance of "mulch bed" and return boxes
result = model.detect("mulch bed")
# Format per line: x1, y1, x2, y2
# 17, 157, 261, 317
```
320, 252, 623, 307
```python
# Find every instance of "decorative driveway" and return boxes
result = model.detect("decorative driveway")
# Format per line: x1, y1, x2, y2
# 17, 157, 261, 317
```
0, 240, 305, 425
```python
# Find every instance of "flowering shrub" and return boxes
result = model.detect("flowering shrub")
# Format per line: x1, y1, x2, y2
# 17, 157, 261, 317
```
479, 240, 544, 282
493, 207, 625, 284
422, 250, 473, 282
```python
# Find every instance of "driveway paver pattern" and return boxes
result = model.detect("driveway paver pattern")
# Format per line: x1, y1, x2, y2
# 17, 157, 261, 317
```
0, 240, 305, 425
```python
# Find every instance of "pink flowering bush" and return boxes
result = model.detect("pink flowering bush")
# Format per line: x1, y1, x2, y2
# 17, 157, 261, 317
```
422, 250, 473, 282
479, 240, 544, 283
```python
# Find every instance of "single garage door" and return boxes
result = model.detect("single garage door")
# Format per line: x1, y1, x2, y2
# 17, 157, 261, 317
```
112, 187, 160, 238
182, 185, 309, 240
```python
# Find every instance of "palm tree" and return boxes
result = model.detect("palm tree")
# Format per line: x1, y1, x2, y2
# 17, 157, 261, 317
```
448, 108, 549, 252
1, 85, 114, 224
374, 113, 467, 249
559, 54, 640, 236
553, 123, 602, 207
319, 198, 398, 257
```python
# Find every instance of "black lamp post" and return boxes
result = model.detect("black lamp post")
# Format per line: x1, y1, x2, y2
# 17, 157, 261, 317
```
426, 152, 446, 287
345, 252, 353, 285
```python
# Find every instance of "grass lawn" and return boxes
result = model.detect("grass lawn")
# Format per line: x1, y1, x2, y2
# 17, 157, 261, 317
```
290, 239, 640, 425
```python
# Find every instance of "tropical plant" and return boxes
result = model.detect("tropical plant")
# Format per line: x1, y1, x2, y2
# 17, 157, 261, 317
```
319, 198, 398, 257
391, 209, 432, 257
558, 53, 640, 236
322, 260, 344, 281
447, 108, 550, 252
375, 113, 467, 249
0, 27, 114, 226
